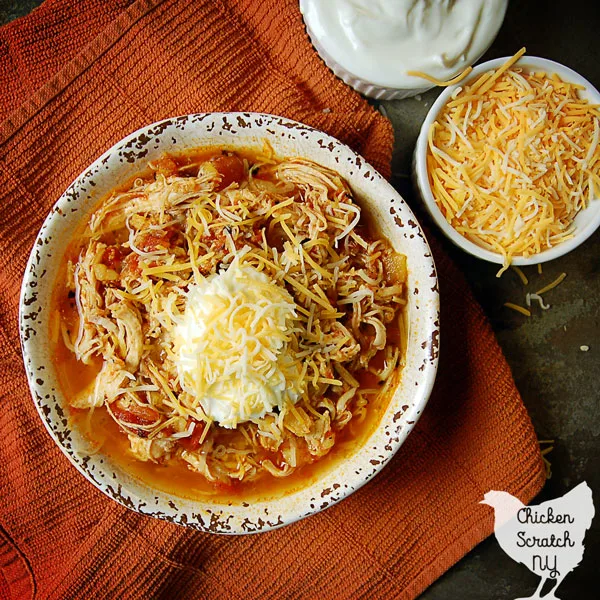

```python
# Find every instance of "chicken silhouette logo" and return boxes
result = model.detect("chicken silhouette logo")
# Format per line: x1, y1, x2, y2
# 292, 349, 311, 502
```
481, 482, 594, 599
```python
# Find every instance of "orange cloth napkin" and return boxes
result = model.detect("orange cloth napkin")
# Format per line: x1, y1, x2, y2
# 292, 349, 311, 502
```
0, 1, 545, 598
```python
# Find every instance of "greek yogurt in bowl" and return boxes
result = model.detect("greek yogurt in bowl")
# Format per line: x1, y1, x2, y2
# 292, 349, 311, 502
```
300, 0, 508, 99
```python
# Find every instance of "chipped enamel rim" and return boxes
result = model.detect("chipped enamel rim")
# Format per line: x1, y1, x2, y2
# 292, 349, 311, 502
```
414, 56, 600, 266
19, 113, 439, 534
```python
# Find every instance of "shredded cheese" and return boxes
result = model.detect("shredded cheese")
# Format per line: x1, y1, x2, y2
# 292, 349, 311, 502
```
68, 151, 409, 485
504, 302, 531, 317
525, 293, 550, 310
512, 265, 529, 285
535, 272, 567, 295
174, 252, 305, 428
427, 48, 600, 276
407, 65, 473, 87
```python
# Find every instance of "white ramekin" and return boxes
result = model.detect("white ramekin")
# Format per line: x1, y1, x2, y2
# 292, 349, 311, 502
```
302, 20, 429, 101
413, 56, 600, 266
299, 0, 508, 100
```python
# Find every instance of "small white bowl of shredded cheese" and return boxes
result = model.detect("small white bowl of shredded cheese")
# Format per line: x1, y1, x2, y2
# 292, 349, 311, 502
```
414, 51, 600, 274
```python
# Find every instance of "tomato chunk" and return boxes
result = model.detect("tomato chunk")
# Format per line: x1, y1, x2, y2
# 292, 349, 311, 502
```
122, 253, 141, 276
102, 246, 125, 269
152, 157, 179, 176
137, 227, 177, 252
111, 403, 160, 426
179, 420, 206, 452
210, 154, 245, 190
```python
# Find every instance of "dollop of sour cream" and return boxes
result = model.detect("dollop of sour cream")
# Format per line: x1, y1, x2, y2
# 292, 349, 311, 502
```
173, 255, 304, 429
300, 0, 508, 89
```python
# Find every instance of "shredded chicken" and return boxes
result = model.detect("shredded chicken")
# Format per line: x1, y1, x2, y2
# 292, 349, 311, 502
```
61, 149, 408, 486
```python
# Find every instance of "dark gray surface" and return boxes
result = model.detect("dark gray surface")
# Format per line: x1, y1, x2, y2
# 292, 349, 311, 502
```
1, 1, 598, 598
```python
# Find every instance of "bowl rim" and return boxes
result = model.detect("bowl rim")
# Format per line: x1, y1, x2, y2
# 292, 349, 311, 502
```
19, 111, 440, 534
413, 55, 600, 267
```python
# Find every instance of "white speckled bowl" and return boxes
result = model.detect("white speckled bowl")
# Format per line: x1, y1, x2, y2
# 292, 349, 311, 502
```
414, 56, 600, 266
20, 113, 439, 534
